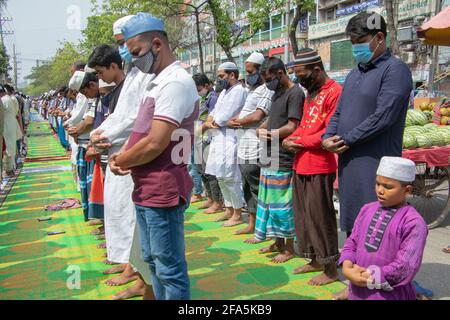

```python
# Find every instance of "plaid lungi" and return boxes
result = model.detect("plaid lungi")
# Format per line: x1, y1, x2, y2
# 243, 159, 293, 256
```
254, 168, 295, 241
76, 147, 92, 221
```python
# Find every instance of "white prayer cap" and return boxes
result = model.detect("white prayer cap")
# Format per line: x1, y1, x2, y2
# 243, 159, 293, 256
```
246, 52, 265, 65
84, 65, 96, 73
99, 79, 116, 88
69, 71, 86, 91
376, 156, 416, 183
218, 62, 238, 71
113, 15, 135, 36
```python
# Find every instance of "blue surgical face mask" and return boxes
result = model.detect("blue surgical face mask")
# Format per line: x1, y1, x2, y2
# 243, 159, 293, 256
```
119, 44, 133, 63
352, 36, 380, 64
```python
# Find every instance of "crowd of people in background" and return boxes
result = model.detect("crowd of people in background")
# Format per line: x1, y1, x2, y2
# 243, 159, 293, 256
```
14, 11, 432, 300
1, 84, 30, 189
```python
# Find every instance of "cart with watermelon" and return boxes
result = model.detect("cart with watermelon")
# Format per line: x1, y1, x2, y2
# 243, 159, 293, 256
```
403, 104, 450, 229
403, 146, 450, 229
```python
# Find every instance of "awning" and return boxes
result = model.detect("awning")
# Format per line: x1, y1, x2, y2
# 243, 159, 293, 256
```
417, 6, 450, 46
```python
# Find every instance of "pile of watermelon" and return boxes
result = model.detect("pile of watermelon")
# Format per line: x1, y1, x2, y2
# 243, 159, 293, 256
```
403, 121, 450, 149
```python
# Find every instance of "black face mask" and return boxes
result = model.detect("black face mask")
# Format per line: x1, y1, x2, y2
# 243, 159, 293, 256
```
299, 70, 318, 91
132, 47, 157, 74
216, 78, 230, 91
266, 76, 281, 91
246, 73, 260, 87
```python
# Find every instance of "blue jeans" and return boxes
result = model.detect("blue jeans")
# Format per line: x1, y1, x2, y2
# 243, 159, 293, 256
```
135, 202, 190, 300
189, 146, 203, 195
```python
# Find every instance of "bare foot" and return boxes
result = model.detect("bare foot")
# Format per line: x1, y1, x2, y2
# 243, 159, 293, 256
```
272, 251, 295, 263
244, 237, 264, 244
87, 219, 103, 226
105, 270, 139, 287
333, 287, 349, 300
96, 234, 106, 240
91, 226, 105, 235
203, 204, 224, 214
235, 226, 254, 235
97, 242, 106, 249
215, 212, 233, 222
190, 194, 205, 204
112, 281, 146, 300
103, 264, 126, 275
104, 259, 120, 265
308, 272, 339, 286
222, 219, 244, 227
259, 242, 278, 254
198, 199, 213, 209
293, 262, 323, 274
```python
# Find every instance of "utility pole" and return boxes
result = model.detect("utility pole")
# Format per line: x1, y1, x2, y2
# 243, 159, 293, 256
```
284, 0, 291, 63
0, 14, 14, 83
427, 0, 442, 93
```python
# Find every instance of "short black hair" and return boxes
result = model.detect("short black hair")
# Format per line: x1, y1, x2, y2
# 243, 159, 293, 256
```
192, 73, 211, 86
4, 84, 14, 94
73, 60, 86, 71
263, 57, 286, 75
80, 72, 98, 90
88, 45, 123, 70
346, 11, 387, 38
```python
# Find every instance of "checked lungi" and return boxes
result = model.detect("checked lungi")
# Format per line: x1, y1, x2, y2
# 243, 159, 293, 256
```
254, 168, 295, 241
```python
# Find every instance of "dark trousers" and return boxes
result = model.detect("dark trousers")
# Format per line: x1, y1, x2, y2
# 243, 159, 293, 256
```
292, 173, 340, 265
239, 163, 260, 213
197, 163, 222, 203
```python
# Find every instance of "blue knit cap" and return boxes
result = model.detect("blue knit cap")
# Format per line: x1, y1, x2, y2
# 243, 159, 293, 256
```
122, 12, 165, 41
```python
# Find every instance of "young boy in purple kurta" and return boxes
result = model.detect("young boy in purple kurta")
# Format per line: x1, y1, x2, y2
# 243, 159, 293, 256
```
339, 156, 428, 300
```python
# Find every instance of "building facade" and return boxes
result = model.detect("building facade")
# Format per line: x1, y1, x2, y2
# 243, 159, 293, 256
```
178, 0, 447, 86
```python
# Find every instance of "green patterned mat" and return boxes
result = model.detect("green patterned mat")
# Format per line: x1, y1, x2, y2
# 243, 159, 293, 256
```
0, 117, 345, 300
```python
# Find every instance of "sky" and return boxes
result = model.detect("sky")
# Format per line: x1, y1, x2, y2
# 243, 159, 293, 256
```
2, 0, 94, 88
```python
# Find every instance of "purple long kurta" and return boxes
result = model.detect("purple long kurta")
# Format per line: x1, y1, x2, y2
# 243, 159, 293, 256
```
323, 50, 413, 232
339, 201, 428, 300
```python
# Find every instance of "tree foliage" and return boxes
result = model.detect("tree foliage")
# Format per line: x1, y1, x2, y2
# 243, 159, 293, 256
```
24, 42, 86, 96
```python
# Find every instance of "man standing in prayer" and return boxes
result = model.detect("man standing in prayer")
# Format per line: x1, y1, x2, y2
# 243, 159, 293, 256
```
1, 85, 21, 176
322, 12, 412, 236
203, 62, 247, 227
252, 57, 304, 263
113, 12, 199, 300
192, 73, 223, 214
283, 48, 342, 285
227, 52, 274, 236
89, 16, 154, 300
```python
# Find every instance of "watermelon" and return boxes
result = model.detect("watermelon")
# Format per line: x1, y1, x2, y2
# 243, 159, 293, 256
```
429, 131, 446, 146
403, 134, 418, 149
415, 134, 433, 148
406, 109, 429, 126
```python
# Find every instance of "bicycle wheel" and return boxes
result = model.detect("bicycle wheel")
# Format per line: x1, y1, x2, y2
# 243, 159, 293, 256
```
407, 163, 450, 229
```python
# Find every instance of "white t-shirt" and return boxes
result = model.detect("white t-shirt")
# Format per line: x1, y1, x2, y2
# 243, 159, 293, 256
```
237, 84, 273, 161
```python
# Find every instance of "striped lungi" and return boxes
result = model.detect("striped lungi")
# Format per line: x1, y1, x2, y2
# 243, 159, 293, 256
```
76, 146, 94, 221
254, 168, 295, 241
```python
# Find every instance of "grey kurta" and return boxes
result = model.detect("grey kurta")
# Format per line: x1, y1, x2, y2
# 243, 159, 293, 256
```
323, 50, 412, 232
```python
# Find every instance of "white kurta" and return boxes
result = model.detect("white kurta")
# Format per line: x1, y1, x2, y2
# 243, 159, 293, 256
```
10, 96, 23, 140
205, 84, 247, 179
95, 67, 153, 264
1, 95, 20, 156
